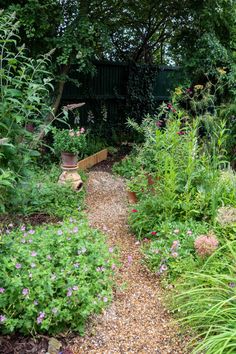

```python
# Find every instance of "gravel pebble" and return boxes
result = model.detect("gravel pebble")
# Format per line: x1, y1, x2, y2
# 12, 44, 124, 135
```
70, 171, 190, 353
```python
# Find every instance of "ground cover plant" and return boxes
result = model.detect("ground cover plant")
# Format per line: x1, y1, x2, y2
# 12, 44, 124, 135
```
6, 165, 86, 218
0, 217, 116, 335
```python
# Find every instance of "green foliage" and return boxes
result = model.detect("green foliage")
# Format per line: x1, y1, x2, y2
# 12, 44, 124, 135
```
123, 77, 236, 352
0, 217, 116, 335
0, 11, 54, 210
172, 241, 236, 353
0, 169, 16, 213
81, 134, 107, 158
141, 220, 210, 281
52, 128, 87, 156
7, 165, 86, 218
112, 153, 141, 179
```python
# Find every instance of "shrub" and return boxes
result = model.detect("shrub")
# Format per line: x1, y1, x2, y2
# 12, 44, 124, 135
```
0, 218, 116, 335
0, 11, 53, 210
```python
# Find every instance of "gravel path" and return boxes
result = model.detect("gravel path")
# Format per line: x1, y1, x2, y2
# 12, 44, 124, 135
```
70, 171, 189, 353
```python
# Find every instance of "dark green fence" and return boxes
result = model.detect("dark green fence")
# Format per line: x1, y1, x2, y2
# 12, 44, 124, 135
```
61, 62, 183, 139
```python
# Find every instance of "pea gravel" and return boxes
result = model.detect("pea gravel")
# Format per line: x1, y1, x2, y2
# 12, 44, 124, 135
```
70, 171, 190, 353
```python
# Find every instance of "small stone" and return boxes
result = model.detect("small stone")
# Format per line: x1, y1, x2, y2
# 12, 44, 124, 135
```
47, 338, 61, 354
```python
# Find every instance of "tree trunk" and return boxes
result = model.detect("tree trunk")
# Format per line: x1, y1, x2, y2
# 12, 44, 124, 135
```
37, 64, 70, 140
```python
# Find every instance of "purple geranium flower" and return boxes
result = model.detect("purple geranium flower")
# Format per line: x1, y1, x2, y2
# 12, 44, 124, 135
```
57, 229, 63, 236
22, 288, 29, 296
229, 282, 236, 288
15, 263, 22, 269
37, 312, 45, 324
31, 251, 37, 257
0, 315, 6, 323
72, 286, 79, 291
28, 229, 35, 235
73, 227, 78, 233
103, 297, 108, 303
21, 225, 26, 231
109, 247, 114, 253
67, 288, 72, 297
0, 288, 5, 293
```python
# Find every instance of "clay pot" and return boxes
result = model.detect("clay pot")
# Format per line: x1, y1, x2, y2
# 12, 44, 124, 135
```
127, 190, 138, 204
61, 152, 78, 167
58, 166, 83, 191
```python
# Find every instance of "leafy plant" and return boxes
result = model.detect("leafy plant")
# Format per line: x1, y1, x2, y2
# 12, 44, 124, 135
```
0, 218, 116, 335
172, 240, 236, 353
0, 11, 54, 210
52, 127, 87, 156
7, 165, 86, 218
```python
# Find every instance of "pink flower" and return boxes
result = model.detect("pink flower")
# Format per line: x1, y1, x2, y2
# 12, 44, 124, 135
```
151, 231, 157, 235
174, 229, 180, 234
167, 103, 173, 109
31, 251, 37, 257
109, 247, 114, 253
160, 264, 168, 272
131, 209, 138, 213
171, 252, 178, 258
187, 230, 192, 235
194, 234, 219, 257
0, 288, 5, 293
15, 263, 22, 269
156, 121, 162, 127
111, 264, 116, 270
80, 127, 85, 133
171, 240, 180, 252
69, 130, 75, 137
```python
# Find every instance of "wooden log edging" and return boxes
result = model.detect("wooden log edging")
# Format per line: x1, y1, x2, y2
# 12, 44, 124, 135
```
77, 149, 108, 170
